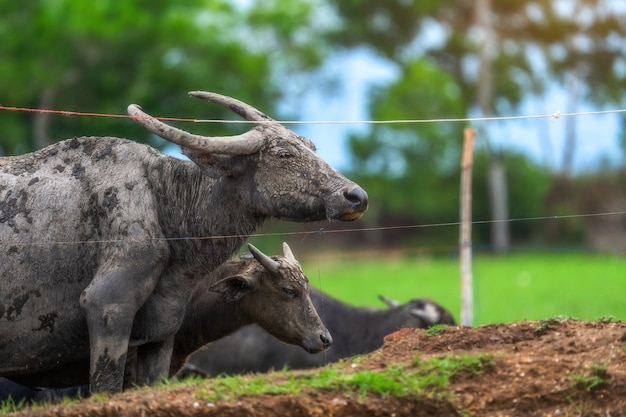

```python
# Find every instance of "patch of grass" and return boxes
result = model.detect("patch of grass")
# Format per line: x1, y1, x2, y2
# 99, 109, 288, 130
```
534, 316, 578, 334
0, 396, 26, 414
569, 363, 610, 391
597, 315, 619, 323
194, 352, 495, 403
412, 353, 494, 389
425, 324, 449, 336
0, 387, 95, 414
196, 373, 303, 403
566, 397, 595, 414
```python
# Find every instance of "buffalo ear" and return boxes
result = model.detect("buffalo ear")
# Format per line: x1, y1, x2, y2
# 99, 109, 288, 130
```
209, 275, 254, 302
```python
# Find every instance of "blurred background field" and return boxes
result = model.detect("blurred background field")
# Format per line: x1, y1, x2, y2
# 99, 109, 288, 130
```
3, 1, 626, 326
297, 250, 626, 326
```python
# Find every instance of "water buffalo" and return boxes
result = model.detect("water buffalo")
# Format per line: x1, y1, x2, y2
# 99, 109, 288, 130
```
0, 91, 367, 394
2, 242, 328, 403
177, 290, 455, 378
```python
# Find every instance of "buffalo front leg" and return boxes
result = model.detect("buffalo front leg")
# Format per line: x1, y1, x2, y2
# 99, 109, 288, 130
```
135, 336, 176, 385
131, 274, 190, 384
80, 253, 166, 393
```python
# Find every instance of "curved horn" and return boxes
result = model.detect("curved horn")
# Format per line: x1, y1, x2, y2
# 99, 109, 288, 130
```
189, 91, 275, 123
248, 243, 280, 274
282, 242, 296, 261
127, 104, 264, 155
378, 294, 400, 309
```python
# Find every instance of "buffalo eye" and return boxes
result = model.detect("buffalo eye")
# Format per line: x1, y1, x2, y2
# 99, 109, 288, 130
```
281, 287, 298, 298
277, 149, 293, 159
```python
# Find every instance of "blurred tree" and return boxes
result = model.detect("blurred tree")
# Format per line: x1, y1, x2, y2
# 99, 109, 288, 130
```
0, 0, 326, 155
330, 0, 626, 247
472, 150, 551, 245
345, 58, 466, 245
330, 0, 626, 119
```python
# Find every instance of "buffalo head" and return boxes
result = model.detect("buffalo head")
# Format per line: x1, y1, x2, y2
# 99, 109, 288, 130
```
209, 242, 332, 353
128, 92, 368, 222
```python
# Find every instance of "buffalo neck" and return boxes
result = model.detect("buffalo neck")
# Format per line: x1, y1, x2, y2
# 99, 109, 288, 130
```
151, 158, 263, 275
171, 279, 251, 373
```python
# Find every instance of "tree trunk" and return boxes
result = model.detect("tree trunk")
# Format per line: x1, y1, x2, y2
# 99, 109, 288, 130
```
488, 155, 510, 253
474, 0, 510, 252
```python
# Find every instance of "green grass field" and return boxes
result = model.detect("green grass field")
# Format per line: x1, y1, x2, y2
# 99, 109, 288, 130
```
300, 251, 626, 326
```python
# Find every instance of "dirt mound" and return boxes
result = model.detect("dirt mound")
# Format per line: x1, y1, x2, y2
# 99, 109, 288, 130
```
10, 319, 626, 417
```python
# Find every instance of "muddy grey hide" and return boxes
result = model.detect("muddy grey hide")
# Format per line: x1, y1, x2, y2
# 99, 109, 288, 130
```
0, 91, 368, 394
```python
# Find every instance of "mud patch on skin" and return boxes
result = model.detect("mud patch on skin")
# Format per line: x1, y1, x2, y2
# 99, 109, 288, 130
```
102, 188, 119, 212
81, 193, 107, 237
92, 142, 115, 162
1, 289, 42, 321
0, 189, 33, 230
91, 349, 125, 392
71, 164, 86, 181
33, 312, 59, 333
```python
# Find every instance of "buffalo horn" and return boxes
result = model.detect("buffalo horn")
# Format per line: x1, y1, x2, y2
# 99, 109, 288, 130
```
282, 242, 296, 261
127, 102, 264, 156
189, 91, 274, 123
378, 294, 400, 308
248, 243, 280, 274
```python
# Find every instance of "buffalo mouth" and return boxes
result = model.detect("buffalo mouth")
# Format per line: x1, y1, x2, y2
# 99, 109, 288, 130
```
302, 346, 326, 353
302, 344, 328, 354
336, 211, 366, 221
301, 331, 332, 353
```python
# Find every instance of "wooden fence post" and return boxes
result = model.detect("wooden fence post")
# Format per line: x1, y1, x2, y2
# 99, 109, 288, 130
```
460, 127, 475, 326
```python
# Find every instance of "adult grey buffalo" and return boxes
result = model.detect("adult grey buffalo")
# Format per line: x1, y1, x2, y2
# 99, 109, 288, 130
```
178, 290, 455, 378
3, 242, 328, 399
0, 91, 367, 394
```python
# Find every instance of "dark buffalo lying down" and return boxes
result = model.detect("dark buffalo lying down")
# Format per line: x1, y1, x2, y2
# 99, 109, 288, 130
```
0, 92, 367, 394
1, 242, 328, 404
178, 290, 456, 378
0, 380, 85, 406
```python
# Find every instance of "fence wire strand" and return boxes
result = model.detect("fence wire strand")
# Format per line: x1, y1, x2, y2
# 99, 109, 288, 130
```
1, 210, 624, 247
1, 103, 625, 249
2, 104, 626, 125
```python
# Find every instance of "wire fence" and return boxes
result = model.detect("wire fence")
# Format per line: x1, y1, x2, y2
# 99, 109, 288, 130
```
0, 103, 625, 249
2, 103, 626, 125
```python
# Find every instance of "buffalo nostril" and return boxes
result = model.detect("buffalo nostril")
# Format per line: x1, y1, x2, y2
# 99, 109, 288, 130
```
320, 332, 333, 349
343, 187, 369, 211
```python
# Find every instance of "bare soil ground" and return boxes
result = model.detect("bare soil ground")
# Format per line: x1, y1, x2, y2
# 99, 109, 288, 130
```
9, 318, 626, 417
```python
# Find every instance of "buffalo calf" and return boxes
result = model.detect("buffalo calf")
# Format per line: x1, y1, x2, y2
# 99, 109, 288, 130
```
178, 290, 456, 377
